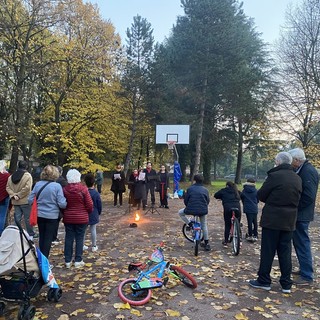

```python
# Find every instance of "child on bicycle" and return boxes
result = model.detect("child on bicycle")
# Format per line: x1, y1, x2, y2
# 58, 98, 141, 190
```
214, 181, 241, 246
240, 178, 259, 242
178, 174, 211, 251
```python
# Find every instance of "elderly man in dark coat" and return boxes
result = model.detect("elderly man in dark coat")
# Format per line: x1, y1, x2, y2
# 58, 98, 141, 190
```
288, 148, 319, 285
249, 151, 302, 294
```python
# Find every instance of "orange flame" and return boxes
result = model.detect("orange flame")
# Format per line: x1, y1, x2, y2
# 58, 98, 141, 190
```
135, 213, 140, 221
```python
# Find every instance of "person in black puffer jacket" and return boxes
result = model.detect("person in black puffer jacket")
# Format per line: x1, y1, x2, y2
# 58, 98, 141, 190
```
214, 181, 241, 246
178, 174, 211, 251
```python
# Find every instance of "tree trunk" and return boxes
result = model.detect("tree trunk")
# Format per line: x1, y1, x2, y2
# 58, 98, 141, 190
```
124, 101, 138, 176
235, 119, 243, 185
192, 77, 207, 180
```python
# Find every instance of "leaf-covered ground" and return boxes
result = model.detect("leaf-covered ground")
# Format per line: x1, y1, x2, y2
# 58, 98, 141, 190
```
1, 197, 319, 320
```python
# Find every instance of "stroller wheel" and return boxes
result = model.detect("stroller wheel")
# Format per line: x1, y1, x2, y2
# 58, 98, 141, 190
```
18, 304, 36, 320
47, 288, 63, 302
0, 301, 5, 316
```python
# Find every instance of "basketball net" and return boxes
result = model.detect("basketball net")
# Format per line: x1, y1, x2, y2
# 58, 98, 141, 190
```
167, 141, 176, 150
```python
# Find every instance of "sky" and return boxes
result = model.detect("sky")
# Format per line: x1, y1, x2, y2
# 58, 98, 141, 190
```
88, 0, 296, 45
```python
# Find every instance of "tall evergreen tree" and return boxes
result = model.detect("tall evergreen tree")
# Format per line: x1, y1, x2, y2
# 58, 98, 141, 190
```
122, 15, 154, 174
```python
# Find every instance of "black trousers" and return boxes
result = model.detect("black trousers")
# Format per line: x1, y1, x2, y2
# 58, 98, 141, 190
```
143, 183, 155, 206
246, 212, 258, 237
38, 217, 59, 258
257, 227, 293, 289
113, 192, 123, 206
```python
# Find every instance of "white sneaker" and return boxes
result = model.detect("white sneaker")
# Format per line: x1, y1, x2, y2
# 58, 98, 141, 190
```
65, 262, 72, 269
92, 246, 98, 252
74, 261, 85, 268
83, 245, 89, 250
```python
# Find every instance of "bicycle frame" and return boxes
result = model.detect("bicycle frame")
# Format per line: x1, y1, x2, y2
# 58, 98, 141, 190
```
193, 217, 201, 241
132, 260, 168, 290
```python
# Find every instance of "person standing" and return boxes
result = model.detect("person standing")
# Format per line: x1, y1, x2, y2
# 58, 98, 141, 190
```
127, 169, 139, 207
143, 162, 158, 209
249, 152, 302, 293
157, 165, 169, 209
133, 168, 147, 210
28, 165, 67, 258
241, 178, 259, 242
95, 169, 103, 194
214, 181, 242, 246
0, 160, 10, 234
52, 166, 68, 244
6, 160, 35, 239
63, 169, 93, 268
288, 148, 319, 285
83, 173, 102, 252
110, 163, 126, 207
178, 174, 211, 251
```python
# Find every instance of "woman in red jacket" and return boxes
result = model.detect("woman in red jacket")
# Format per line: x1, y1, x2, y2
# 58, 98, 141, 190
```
0, 160, 10, 234
63, 169, 93, 269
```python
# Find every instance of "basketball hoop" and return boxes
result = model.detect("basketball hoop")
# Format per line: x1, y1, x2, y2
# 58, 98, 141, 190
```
167, 141, 176, 150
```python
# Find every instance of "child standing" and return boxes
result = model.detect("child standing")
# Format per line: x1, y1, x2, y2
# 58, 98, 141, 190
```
84, 173, 102, 252
240, 178, 259, 242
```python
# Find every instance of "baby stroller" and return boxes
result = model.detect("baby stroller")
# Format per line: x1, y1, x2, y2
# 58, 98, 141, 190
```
0, 220, 62, 320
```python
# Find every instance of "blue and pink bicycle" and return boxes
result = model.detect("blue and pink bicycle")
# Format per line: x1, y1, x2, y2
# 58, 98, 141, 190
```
118, 243, 197, 306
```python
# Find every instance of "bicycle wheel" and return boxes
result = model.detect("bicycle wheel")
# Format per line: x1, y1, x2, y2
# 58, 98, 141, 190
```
182, 223, 194, 242
232, 218, 241, 256
118, 278, 152, 306
170, 265, 197, 288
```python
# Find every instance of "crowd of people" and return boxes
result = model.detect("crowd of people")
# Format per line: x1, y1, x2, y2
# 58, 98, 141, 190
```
0, 146, 317, 293
177, 147, 318, 294
0, 161, 100, 269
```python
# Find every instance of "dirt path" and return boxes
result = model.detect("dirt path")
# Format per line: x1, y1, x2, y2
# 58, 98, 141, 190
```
1, 197, 320, 320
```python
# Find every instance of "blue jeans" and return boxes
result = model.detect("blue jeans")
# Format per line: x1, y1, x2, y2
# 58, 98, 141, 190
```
14, 204, 34, 236
0, 197, 9, 234
257, 228, 293, 289
64, 224, 87, 263
293, 221, 313, 281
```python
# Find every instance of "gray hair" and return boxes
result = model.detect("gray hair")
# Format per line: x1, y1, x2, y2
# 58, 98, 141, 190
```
288, 148, 306, 161
275, 152, 292, 165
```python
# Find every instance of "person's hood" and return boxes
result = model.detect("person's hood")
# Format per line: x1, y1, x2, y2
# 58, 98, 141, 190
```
243, 183, 256, 193
11, 169, 26, 184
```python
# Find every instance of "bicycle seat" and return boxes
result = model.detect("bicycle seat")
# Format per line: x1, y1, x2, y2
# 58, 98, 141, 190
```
128, 262, 146, 271
231, 207, 239, 212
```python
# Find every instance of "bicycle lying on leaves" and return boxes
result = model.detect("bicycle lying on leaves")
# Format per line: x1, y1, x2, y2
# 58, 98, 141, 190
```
118, 242, 197, 306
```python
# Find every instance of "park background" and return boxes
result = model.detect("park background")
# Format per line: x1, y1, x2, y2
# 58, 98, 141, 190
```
1, 0, 320, 185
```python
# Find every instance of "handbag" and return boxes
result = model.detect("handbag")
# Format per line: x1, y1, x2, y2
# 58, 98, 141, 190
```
30, 181, 52, 226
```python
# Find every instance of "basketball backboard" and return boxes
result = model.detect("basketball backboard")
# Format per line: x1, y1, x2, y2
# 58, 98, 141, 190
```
156, 125, 190, 144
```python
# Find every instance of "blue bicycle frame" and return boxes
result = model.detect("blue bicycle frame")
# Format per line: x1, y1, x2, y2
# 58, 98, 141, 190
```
132, 260, 168, 290
193, 217, 202, 241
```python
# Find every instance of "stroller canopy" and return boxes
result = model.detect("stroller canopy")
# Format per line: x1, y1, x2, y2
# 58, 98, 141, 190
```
0, 226, 39, 275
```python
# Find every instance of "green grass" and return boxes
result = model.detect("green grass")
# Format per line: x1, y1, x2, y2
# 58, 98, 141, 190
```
179, 179, 263, 195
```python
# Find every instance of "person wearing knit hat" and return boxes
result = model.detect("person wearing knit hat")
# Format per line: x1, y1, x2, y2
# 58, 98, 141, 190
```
0, 160, 10, 234
62, 169, 93, 269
